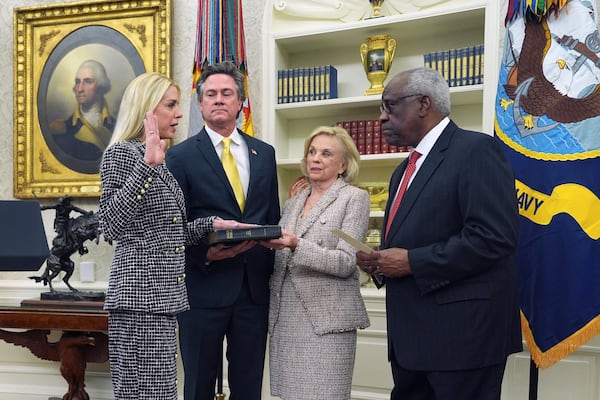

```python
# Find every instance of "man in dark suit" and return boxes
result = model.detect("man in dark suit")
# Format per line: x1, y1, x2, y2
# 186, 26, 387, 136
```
166, 61, 280, 400
357, 67, 522, 400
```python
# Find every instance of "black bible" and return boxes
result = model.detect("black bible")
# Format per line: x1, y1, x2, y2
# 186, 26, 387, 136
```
208, 225, 282, 246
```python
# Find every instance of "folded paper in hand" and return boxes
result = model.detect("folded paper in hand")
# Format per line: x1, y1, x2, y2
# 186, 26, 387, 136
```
331, 229, 373, 254
208, 225, 282, 246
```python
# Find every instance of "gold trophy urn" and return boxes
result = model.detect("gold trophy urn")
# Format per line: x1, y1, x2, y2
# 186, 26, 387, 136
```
360, 34, 396, 95
368, 0, 385, 18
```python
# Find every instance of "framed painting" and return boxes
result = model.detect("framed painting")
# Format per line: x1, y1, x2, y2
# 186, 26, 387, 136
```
13, 0, 172, 198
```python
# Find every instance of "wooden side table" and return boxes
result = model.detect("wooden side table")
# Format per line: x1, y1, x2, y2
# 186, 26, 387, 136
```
0, 300, 108, 400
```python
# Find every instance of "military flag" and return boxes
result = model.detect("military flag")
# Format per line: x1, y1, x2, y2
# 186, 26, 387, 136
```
188, 0, 253, 136
495, 0, 600, 368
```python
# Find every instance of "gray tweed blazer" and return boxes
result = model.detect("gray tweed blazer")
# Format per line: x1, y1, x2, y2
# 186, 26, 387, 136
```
269, 178, 371, 335
99, 139, 214, 315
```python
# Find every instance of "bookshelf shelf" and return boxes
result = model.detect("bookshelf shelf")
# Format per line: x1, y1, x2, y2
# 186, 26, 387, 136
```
263, 0, 500, 205
274, 95, 381, 118
272, 4, 486, 53
277, 151, 410, 171
274, 85, 484, 119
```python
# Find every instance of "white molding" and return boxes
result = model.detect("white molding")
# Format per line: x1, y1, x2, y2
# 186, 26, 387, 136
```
0, 360, 113, 400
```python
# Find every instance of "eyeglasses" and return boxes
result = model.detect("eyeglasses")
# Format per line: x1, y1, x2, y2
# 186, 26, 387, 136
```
380, 94, 422, 114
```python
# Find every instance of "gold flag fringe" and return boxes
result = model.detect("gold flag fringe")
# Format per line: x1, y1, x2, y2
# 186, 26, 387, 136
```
521, 311, 600, 368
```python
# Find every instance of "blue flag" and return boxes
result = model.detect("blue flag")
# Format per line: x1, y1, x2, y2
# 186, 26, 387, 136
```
495, 0, 600, 368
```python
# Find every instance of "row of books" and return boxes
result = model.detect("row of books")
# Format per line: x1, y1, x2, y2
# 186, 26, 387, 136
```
423, 44, 484, 87
336, 120, 410, 155
277, 65, 338, 104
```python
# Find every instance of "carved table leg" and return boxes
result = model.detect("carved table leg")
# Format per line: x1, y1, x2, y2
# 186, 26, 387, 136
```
0, 329, 108, 400
58, 331, 109, 400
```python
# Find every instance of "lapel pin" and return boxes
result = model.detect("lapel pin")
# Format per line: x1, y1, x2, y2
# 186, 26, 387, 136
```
251, 149, 257, 155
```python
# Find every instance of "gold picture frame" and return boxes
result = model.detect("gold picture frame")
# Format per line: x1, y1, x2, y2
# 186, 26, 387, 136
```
13, 0, 172, 198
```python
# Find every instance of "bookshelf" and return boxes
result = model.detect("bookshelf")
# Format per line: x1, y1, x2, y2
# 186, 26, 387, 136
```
262, 0, 500, 213
258, 2, 502, 398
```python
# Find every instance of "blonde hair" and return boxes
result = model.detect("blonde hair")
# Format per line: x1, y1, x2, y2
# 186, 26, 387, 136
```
300, 125, 361, 183
109, 72, 180, 145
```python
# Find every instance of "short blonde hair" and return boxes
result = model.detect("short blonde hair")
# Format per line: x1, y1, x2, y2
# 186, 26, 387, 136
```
109, 72, 180, 145
300, 125, 361, 183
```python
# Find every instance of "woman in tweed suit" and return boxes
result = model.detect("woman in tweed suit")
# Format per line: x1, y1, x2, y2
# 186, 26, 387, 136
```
263, 126, 371, 399
99, 72, 239, 400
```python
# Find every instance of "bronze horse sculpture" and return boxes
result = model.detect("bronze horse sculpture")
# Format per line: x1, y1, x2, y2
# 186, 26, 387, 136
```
29, 196, 101, 294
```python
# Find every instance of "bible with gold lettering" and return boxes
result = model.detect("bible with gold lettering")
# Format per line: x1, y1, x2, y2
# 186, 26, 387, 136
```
208, 225, 282, 246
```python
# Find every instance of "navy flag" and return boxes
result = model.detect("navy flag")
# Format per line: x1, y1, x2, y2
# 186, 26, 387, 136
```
495, 0, 600, 368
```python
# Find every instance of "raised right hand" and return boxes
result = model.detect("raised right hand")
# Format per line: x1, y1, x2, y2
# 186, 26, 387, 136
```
143, 111, 166, 167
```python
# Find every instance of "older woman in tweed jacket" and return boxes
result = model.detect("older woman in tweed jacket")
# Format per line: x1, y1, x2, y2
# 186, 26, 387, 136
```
263, 125, 371, 400
99, 73, 239, 400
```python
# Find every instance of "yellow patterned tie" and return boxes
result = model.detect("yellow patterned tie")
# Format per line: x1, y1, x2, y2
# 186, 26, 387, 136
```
221, 137, 245, 211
